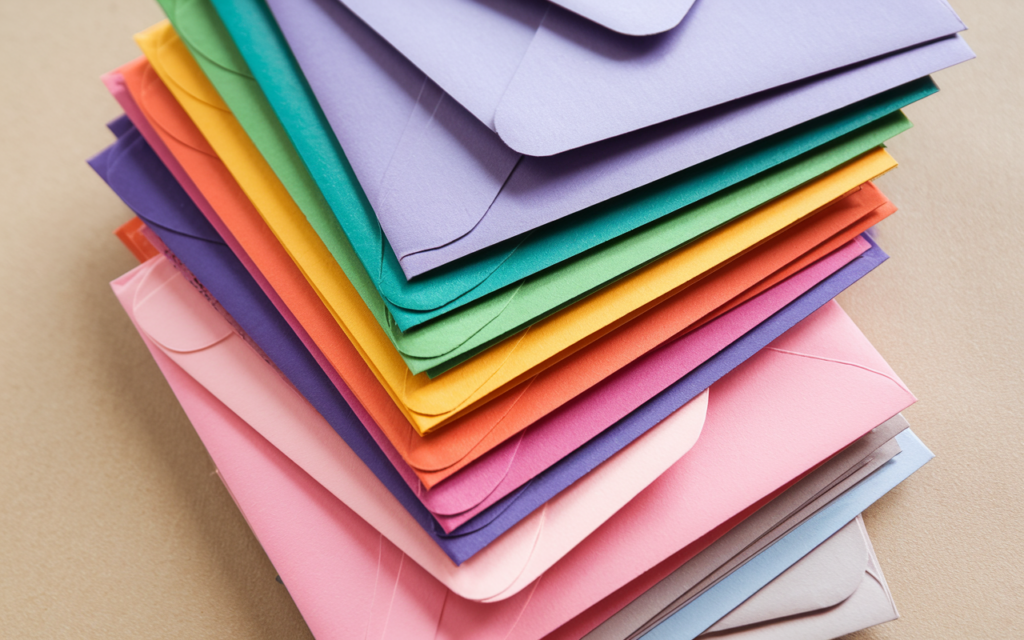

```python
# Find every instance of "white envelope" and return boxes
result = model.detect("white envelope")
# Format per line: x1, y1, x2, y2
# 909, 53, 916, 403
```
701, 515, 898, 639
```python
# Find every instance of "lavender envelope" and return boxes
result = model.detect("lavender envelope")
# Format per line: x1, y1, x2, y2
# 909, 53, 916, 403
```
251, 0, 971, 276
88, 123, 888, 562
334, 0, 964, 155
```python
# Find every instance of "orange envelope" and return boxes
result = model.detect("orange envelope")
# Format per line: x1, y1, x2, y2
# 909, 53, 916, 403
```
116, 53, 895, 485
135, 21, 898, 437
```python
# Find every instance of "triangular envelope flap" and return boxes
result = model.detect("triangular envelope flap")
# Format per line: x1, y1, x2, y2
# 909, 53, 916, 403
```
404, 383, 531, 474
494, 0, 965, 155
551, 0, 696, 36
268, 0, 519, 267
106, 113, 135, 137
767, 301, 911, 394
147, 22, 230, 111
133, 259, 234, 353
707, 519, 869, 632
418, 431, 526, 517
166, 0, 255, 78
137, 60, 218, 156
104, 130, 224, 244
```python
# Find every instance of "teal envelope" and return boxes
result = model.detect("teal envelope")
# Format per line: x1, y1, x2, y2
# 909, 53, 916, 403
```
156, 0, 925, 375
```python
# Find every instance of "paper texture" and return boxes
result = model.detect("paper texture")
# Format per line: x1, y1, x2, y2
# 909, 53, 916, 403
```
231, 0, 969, 276
140, 11, 912, 368
105, 60, 880, 520
578, 417, 909, 640
98, 69, 890, 505
547, 0, 696, 36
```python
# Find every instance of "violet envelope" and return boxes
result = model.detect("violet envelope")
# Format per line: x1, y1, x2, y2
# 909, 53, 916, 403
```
114, 285, 920, 637
113, 255, 706, 601
332, 0, 964, 155
214, 0, 973, 281
250, 0, 972, 277
697, 516, 899, 640
85, 113, 896, 550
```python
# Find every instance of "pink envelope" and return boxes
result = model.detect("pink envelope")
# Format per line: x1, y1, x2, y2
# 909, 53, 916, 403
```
113, 256, 706, 601
114, 253, 915, 638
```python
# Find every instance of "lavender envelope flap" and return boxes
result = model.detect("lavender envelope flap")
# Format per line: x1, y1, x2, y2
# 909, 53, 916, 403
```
263, 0, 970, 280
234, 0, 522, 268
551, 0, 696, 36
708, 517, 869, 632
336, 0, 964, 156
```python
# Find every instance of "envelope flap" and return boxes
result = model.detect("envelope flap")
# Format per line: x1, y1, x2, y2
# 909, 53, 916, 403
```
494, 0, 966, 155
551, 0, 696, 36
164, 0, 255, 78
133, 259, 234, 353
135, 59, 218, 157
142, 22, 230, 112
708, 519, 869, 632
102, 130, 223, 244
417, 429, 528, 517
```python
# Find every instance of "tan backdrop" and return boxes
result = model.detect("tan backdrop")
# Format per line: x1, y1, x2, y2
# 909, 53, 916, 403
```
1, 1, 1021, 637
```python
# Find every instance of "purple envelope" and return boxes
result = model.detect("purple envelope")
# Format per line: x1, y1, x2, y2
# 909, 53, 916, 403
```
259, 0, 969, 275
88, 120, 889, 563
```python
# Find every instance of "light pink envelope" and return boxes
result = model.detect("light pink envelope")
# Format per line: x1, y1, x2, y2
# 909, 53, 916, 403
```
114, 256, 706, 602
114, 255, 915, 639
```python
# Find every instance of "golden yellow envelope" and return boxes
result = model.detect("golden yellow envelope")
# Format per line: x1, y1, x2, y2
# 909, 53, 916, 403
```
136, 22, 896, 434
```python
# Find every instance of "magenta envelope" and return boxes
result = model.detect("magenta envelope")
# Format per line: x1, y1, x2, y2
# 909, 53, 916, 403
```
114, 254, 916, 638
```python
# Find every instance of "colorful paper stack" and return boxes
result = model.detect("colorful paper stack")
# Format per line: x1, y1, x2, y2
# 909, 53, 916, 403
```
90, 1, 973, 638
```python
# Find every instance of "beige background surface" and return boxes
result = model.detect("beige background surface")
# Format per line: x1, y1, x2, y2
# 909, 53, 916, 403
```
1, 1, 1021, 637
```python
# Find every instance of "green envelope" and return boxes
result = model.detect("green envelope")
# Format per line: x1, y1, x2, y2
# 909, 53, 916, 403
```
156, 0, 923, 376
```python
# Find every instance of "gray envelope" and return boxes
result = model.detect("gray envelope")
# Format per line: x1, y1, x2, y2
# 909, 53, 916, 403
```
586, 413, 909, 640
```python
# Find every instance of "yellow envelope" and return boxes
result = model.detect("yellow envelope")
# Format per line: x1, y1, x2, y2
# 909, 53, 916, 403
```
136, 22, 896, 434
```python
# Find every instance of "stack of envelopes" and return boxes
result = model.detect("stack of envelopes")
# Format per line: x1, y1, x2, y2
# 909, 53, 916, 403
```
90, 0, 974, 637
